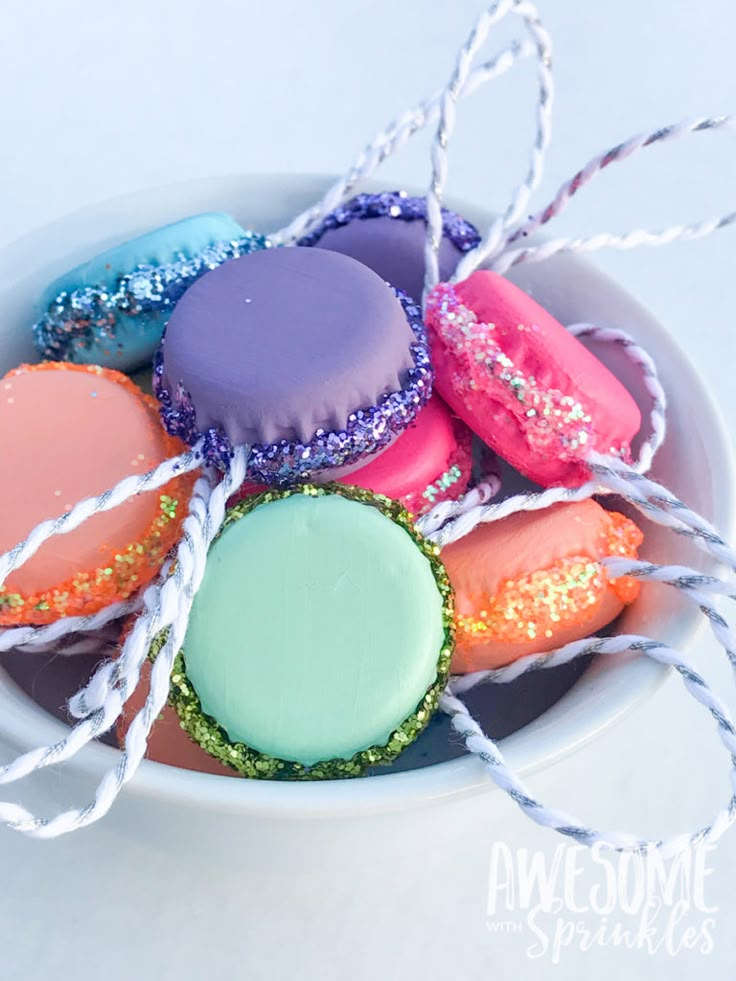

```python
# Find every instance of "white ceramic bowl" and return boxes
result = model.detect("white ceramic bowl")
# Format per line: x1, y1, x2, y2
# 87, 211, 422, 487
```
0, 174, 733, 864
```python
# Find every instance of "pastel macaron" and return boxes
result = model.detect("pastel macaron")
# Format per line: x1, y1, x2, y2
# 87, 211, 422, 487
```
425, 272, 642, 487
0, 363, 195, 625
148, 484, 454, 779
33, 212, 269, 372
155, 246, 433, 480
231, 395, 476, 518
299, 191, 481, 304
442, 499, 643, 672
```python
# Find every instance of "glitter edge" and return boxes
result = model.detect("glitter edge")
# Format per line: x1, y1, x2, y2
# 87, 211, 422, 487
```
297, 190, 482, 254
453, 508, 643, 652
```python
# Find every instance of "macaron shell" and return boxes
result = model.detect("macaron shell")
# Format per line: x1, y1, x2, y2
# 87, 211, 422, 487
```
159, 246, 416, 447
427, 272, 642, 487
39, 212, 247, 308
182, 491, 447, 767
441, 500, 642, 671
314, 215, 468, 305
0, 364, 194, 624
117, 659, 237, 778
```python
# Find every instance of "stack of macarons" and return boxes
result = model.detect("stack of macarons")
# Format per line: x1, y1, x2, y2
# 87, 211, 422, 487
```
15, 198, 648, 780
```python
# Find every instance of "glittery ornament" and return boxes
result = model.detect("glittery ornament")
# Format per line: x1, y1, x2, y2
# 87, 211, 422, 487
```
154, 288, 434, 479
33, 232, 271, 364
427, 282, 600, 463
148, 484, 455, 779
0, 362, 196, 625
444, 502, 643, 673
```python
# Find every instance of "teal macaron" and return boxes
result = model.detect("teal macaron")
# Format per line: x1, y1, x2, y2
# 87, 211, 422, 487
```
33, 212, 270, 372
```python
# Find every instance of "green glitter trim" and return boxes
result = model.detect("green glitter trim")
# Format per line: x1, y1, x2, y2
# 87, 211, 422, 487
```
152, 483, 455, 780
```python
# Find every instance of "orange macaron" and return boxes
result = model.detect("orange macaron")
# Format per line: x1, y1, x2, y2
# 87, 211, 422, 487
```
0, 362, 196, 625
442, 499, 643, 672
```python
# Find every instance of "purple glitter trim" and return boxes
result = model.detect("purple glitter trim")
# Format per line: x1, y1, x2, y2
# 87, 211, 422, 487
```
33, 232, 271, 362
154, 288, 433, 480
297, 190, 481, 253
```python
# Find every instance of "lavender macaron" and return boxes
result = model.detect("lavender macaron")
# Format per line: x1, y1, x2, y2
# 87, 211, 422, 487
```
298, 191, 481, 304
154, 246, 433, 483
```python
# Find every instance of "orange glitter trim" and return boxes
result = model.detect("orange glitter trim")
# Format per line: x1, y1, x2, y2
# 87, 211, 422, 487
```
0, 362, 197, 626
603, 509, 643, 604
455, 509, 643, 648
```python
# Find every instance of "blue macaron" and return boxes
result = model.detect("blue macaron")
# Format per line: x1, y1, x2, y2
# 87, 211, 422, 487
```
33, 212, 270, 372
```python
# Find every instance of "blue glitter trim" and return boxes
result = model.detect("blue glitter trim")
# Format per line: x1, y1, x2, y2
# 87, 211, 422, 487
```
33, 232, 271, 362
154, 288, 433, 480
297, 190, 481, 253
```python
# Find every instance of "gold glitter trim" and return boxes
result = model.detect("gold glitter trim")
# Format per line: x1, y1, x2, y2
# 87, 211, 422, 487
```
153, 483, 455, 780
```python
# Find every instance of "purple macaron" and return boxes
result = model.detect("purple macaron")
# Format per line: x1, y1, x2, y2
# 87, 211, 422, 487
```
154, 246, 433, 482
298, 191, 481, 304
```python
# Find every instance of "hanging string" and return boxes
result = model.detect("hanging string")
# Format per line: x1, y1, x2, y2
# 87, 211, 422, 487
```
456, 115, 736, 278
566, 323, 667, 476
0, 596, 138, 655
0, 447, 247, 837
442, 558, 736, 856
423, 0, 554, 304
270, 37, 535, 246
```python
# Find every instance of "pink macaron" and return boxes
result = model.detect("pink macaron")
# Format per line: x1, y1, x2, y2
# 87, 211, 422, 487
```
231, 395, 476, 517
424, 272, 642, 487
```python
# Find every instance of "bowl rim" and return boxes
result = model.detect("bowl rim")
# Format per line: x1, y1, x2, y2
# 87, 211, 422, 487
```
0, 171, 733, 821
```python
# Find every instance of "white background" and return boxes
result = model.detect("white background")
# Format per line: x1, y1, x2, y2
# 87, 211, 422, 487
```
1, 1, 736, 978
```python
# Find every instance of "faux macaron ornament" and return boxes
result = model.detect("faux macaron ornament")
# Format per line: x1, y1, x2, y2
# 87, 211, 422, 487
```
153, 245, 434, 481
141, 484, 454, 778
0, 362, 196, 626
3, 2, 736, 862
33, 213, 270, 373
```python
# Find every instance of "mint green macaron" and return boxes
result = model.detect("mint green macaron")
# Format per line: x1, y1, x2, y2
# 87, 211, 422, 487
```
161, 484, 455, 779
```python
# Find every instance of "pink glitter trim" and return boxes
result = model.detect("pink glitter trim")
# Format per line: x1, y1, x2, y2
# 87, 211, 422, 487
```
426, 283, 600, 465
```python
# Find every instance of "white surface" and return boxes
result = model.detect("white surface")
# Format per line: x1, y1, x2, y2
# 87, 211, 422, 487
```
1, 1, 736, 978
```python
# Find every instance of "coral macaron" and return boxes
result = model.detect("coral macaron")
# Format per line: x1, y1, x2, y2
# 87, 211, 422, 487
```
425, 272, 642, 487
0, 363, 195, 625
441, 499, 643, 673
